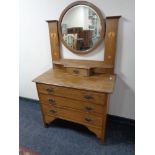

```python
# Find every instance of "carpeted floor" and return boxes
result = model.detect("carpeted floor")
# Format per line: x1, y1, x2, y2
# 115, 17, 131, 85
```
19, 98, 135, 155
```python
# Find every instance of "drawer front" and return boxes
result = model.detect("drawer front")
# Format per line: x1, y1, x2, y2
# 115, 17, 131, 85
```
66, 67, 91, 76
39, 94, 105, 116
37, 83, 106, 105
42, 104, 103, 127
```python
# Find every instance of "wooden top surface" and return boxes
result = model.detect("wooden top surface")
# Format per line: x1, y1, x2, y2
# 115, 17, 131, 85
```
53, 59, 113, 69
33, 69, 116, 93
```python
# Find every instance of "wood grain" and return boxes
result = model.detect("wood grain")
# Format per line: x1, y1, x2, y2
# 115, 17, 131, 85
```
47, 20, 61, 61
39, 93, 106, 116
33, 69, 116, 93
37, 83, 106, 105
66, 67, 92, 76
103, 16, 121, 66
53, 59, 113, 69
43, 114, 104, 141
42, 104, 104, 127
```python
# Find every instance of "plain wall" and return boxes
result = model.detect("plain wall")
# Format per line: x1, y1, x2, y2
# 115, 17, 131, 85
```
19, 0, 135, 119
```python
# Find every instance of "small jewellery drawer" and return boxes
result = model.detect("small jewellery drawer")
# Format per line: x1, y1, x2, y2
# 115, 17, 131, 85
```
37, 83, 106, 105
66, 67, 92, 76
39, 94, 105, 116
42, 104, 103, 127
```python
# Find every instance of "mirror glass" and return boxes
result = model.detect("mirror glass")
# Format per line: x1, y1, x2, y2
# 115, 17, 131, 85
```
60, 5, 103, 54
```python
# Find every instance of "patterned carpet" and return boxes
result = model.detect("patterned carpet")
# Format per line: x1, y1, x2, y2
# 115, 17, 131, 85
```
19, 98, 135, 155
20, 147, 39, 155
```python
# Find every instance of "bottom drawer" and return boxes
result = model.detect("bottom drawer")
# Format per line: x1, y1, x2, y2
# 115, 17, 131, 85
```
42, 104, 103, 127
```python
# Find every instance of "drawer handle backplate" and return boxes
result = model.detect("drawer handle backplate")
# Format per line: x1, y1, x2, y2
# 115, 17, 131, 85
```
84, 95, 93, 100
73, 70, 79, 74
48, 99, 56, 105
85, 117, 92, 122
46, 88, 54, 93
49, 109, 57, 113
85, 106, 93, 112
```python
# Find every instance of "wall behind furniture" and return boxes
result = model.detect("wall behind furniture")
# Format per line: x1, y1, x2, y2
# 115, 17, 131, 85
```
20, 0, 135, 119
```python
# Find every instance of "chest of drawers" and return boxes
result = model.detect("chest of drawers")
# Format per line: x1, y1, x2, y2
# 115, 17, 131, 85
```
32, 3, 120, 142
33, 69, 115, 142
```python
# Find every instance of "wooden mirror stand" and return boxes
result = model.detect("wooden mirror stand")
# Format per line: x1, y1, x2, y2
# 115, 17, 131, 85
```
47, 16, 121, 76
33, 2, 121, 143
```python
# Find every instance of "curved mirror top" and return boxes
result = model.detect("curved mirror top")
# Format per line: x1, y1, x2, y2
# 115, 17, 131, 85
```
59, 2, 105, 54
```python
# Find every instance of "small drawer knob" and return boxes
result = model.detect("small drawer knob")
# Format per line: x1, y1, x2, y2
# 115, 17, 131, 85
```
85, 117, 92, 122
84, 95, 93, 100
46, 88, 54, 93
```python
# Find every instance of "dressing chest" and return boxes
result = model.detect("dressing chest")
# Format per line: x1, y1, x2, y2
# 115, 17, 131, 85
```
33, 1, 121, 142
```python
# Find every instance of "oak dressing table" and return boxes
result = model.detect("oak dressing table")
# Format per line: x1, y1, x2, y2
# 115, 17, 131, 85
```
33, 1, 121, 142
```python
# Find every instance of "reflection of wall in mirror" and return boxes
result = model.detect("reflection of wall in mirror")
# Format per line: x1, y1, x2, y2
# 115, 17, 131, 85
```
62, 6, 85, 29
62, 6, 97, 30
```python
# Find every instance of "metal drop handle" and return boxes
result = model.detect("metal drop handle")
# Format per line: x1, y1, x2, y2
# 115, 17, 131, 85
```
85, 117, 92, 122
46, 88, 54, 93
84, 95, 93, 100
48, 99, 56, 105
73, 70, 79, 74
49, 109, 57, 113
85, 106, 93, 111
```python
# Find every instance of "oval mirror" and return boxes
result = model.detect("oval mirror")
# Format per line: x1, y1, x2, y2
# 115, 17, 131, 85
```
58, 1, 105, 54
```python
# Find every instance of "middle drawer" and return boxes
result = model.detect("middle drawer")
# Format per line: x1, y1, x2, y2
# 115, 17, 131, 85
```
39, 94, 105, 116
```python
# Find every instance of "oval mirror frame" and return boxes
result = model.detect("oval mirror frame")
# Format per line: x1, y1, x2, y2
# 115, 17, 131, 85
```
58, 1, 106, 55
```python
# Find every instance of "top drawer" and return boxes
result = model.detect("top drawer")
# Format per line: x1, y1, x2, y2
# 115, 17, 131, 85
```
37, 83, 106, 105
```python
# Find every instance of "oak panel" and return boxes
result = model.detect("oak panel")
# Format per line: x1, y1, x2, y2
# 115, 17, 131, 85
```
33, 69, 116, 93
42, 104, 104, 127
39, 93, 106, 116
66, 67, 92, 76
103, 16, 121, 66
37, 83, 106, 105
47, 20, 61, 61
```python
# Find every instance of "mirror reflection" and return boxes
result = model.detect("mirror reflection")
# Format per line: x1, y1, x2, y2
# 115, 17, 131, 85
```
61, 5, 102, 52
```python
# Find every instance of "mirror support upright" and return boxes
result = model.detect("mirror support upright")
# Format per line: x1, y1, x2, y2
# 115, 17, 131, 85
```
46, 20, 61, 61
103, 16, 121, 67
